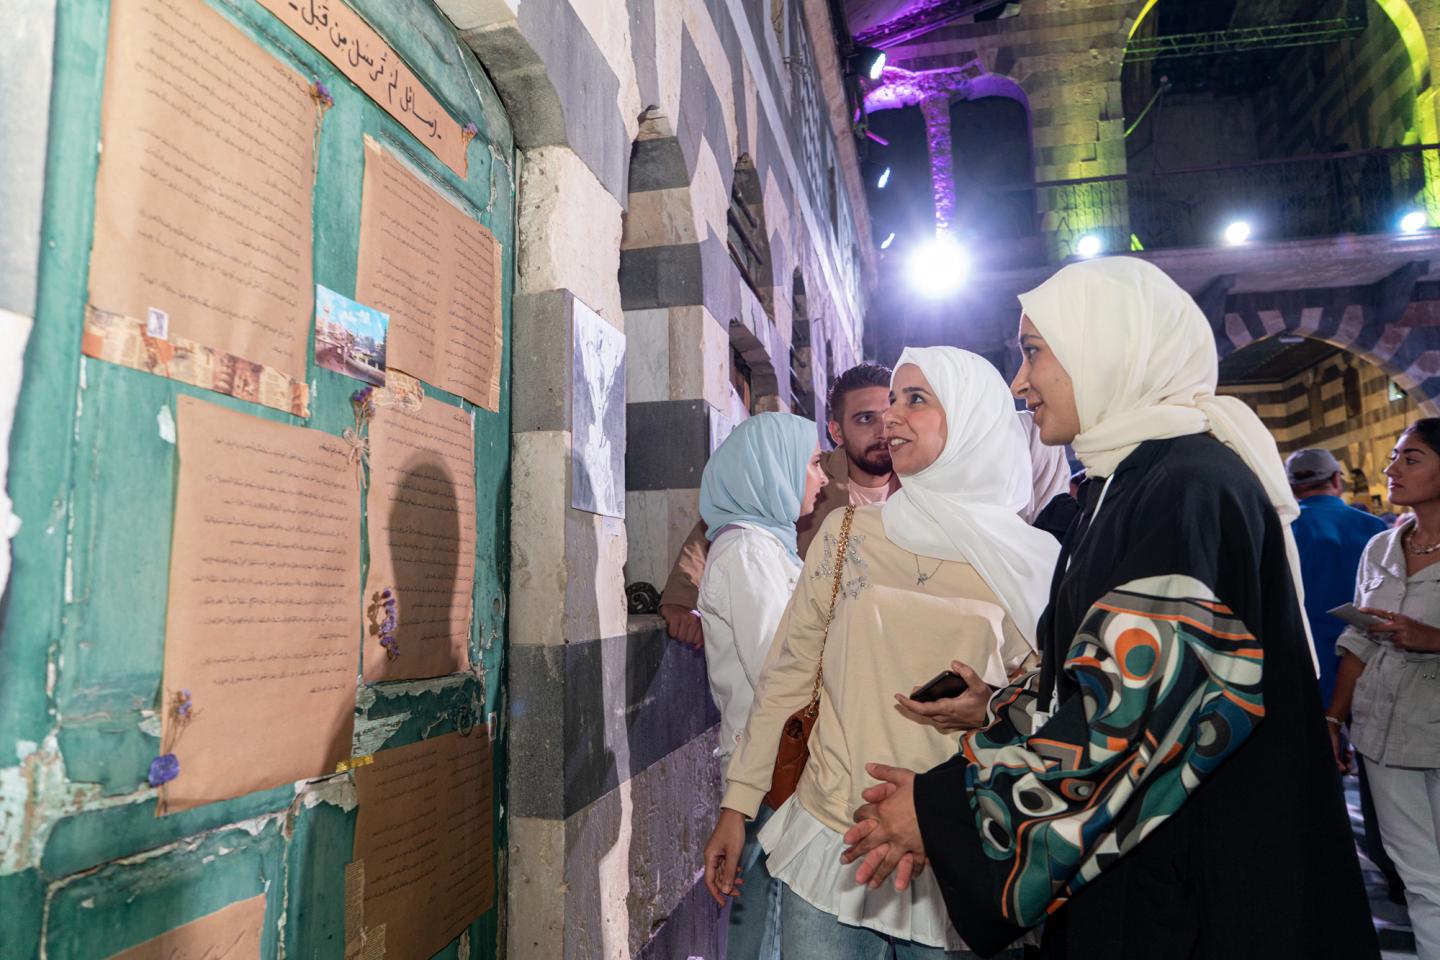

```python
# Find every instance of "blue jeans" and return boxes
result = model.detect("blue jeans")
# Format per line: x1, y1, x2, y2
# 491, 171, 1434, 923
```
777, 882, 1021, 960
726, 806, 782, 960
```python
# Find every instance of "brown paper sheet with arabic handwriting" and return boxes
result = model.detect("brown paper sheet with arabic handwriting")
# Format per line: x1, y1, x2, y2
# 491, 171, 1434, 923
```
362, 399, 476, 682
355, 138, 504, 410
255, 0, 468, 176
89, 0, 316, 385
349, 732, 494, 960
159, 397, 359, 814
105, 893, 266, 960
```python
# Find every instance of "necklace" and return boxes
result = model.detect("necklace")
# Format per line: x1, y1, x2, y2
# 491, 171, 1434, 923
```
914, 555, 945, 587
1405, 526, 1440, 555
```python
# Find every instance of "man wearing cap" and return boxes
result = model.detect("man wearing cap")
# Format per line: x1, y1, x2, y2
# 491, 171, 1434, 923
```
1290, 446, 1388, 702
1287, 447, 1388, 703
1287, 450, 1403, 904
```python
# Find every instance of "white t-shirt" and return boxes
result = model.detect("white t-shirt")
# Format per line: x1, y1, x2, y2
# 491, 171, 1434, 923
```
696, 524, 801, 759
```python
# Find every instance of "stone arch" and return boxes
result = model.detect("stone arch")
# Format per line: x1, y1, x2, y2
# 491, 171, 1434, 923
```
1121, 0, 1434, 147
864, 67, 1035, 237
728, 154, 776, 307
1117, 0, 1440, 242
1214, 296, 1440, 416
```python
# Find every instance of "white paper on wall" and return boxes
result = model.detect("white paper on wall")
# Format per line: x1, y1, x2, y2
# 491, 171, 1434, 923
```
0, 309, 33, 596
571, 299, 626, 518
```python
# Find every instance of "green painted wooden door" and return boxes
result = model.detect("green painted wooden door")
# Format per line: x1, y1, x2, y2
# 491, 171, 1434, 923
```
0, 1, 513, 956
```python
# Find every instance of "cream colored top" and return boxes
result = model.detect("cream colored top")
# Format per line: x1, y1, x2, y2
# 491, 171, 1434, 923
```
722, 505, 1033, 832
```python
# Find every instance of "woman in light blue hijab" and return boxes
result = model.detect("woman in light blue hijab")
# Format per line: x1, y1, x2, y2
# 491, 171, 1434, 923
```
700, 413, 824, 561
697, 412, 827, 959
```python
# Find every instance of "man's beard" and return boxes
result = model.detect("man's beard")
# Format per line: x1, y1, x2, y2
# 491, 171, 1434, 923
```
848, 442, 892, 477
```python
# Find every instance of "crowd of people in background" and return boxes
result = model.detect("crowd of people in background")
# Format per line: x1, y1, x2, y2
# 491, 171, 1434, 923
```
653, 256, 1438, 960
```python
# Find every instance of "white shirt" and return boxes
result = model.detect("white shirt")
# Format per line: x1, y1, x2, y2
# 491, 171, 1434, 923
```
696, 524, 801, 759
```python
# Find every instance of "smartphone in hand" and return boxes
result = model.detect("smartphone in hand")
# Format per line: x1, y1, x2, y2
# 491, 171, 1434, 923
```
911, 669, 969, 703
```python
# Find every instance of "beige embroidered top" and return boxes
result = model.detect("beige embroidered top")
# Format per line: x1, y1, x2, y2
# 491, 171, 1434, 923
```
722, 505, 1033, 832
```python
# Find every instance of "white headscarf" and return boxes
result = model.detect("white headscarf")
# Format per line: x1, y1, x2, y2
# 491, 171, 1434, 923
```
881, 347, 1061, 645
1018, 410, 1070, 524
1017, 257, 1316, 668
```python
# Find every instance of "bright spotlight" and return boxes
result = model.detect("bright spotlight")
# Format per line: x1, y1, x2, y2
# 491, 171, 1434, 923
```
880, 232, 896, 250
907, 236, 969, 297
1077, 234, 1103, 257
1400, 210, 1428, 233
1223, 220, 1252, 245
850, 46, 886, 80
877, 167, 892, 189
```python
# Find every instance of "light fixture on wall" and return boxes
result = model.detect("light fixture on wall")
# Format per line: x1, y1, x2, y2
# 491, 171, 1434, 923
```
880, 232, 896, 250
1223, 220, 1252, 245
1076, 234, 1102, 257
850, 46, 887, 80
877, 167, 892, 189
1400, 210, 1428, 233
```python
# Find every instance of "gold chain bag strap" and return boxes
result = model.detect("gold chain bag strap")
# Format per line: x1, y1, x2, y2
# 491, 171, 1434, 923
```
763, 506, 854, 811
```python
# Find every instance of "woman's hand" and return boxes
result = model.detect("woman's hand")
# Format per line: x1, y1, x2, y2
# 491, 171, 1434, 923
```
702, 808, 748, 905
840, 763, 927, 890
660, 603, 704, 649
894, 661, 991, 733
1358, 607, 1440, 652
1327, 721, 1353, 775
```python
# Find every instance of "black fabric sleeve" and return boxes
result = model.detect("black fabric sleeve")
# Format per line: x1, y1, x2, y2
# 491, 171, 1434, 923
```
915, 757, 1028, 958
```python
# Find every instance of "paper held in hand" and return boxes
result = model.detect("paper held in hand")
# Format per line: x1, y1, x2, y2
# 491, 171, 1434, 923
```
1327, 603, 1386, 630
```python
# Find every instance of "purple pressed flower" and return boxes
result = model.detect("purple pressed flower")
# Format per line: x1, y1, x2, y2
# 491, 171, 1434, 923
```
381, 588, 392, 600
313, 79, 334, 106
380, 616, 397, 635
147, 753, 180, 787
463, 122, 478, 138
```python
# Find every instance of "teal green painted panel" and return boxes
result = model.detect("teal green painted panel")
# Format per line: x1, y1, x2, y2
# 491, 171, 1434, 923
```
0, 0, 113, 767
44, 821, 284, 960
41, 784, 294, 878
284, 796, 356, 959
9, 0, 515, 954
0, 870, 45, 959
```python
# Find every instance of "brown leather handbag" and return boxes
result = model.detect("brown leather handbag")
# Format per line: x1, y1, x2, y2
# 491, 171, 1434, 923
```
763, 507, 854, 810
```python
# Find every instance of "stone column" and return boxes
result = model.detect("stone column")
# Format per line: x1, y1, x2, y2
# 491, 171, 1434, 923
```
920, 93, 956, 235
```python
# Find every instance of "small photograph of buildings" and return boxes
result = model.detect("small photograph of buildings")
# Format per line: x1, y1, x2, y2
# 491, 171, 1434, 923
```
314, 284, 388, 386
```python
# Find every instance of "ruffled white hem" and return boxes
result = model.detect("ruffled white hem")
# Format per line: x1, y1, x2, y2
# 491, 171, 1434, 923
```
758, 795, 966, 951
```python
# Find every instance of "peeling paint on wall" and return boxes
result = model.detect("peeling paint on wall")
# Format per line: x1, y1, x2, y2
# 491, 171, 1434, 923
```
295, 775, 358, 813
155, 404, 175, 444
0, 733, 153, 875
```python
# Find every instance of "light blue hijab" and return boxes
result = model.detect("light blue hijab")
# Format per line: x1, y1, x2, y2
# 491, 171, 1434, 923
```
699, 412, 818, 562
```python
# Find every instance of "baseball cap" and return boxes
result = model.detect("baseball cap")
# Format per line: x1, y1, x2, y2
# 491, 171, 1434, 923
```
1285, 448, 1342, 485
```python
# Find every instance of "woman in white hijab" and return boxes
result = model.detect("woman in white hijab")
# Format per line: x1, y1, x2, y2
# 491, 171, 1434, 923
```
701, 347, 1057, 959
842, 258, 1377, 959
1018, 410, 1076, 540
1018, 411, 1070, 526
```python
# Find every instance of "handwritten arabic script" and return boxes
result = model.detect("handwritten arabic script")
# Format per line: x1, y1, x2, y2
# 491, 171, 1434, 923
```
350, 733, 494, 960
90, 0, 317, 384
257, 0, 468, 176
355, 139, 504, 410
159, 397, 360, 814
